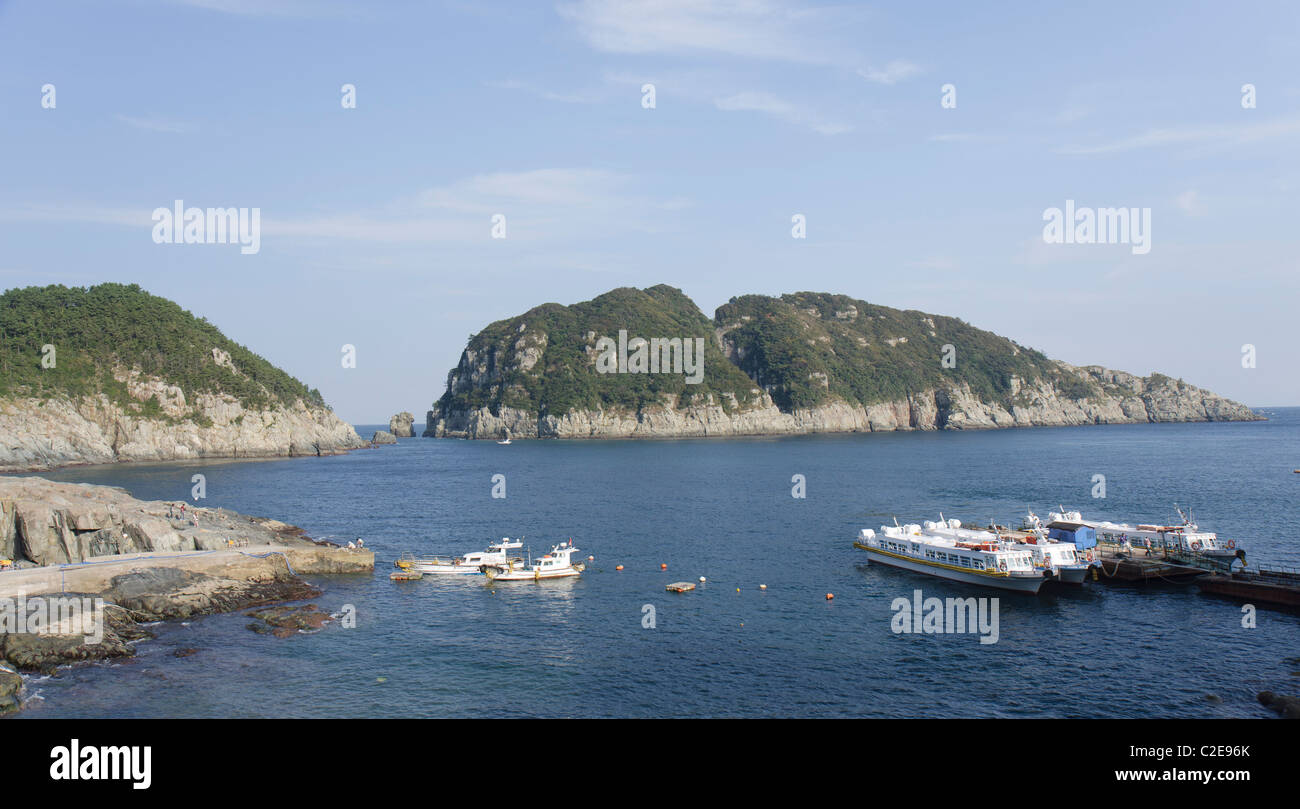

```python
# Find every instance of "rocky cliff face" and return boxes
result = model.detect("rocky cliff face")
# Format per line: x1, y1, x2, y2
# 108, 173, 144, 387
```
426, 287, 1260, 439
0, 385, 364, 472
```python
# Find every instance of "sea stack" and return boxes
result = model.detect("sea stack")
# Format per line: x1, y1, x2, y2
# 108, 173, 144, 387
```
388, 411, 415, 437
371, 430, 397, 445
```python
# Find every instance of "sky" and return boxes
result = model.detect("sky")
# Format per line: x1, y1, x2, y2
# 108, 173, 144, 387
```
1, 0, 1297, 424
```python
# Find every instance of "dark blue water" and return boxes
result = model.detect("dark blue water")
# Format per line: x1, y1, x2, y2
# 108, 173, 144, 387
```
10, 410, 1300, 718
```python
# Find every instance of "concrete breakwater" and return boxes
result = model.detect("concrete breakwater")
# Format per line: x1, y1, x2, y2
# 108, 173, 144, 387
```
0, 476, 373, 714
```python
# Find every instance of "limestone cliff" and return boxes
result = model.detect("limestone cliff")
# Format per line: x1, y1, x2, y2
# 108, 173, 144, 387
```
0, 283, 364, 471
426, 287, 1260, 439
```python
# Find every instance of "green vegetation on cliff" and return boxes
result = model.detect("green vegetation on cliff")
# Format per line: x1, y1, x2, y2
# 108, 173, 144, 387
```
433, 286, 1102, 420
0, 283, 326, 413
438, 285, 762, 418
716, 292, 1098, 411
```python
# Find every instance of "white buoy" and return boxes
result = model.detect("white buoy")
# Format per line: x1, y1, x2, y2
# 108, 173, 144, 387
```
699, 576, 706, 583
759, 584, 767, 590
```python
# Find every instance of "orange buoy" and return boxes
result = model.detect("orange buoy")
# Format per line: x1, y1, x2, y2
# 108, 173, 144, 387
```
825, 593, 834, 600
615, 565, 624, 571
660, 563, 667, 570
759, 584, 767, 590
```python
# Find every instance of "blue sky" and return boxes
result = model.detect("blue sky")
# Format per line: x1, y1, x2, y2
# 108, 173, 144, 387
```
1, 0, 1297, 422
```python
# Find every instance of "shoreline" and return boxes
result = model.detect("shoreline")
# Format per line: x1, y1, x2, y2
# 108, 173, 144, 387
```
0, 477, 374, 714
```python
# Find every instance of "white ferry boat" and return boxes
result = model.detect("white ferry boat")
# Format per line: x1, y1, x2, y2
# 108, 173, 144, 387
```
483, 540, 585, 581
1049, 507, 1244, 571
855, 523, 1047, 593
394, 538, 524, 575
923, 517, 1092, 584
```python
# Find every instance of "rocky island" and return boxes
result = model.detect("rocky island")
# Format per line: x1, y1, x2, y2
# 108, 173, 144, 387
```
425, 286, 1260, 439
0, 475, 373, 714
0, 283, 365, 472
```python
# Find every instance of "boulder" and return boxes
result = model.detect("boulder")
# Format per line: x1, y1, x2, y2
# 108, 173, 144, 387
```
388, 412, 415, 437
1258, 691, 1300, 718
0, 663, 22, 714
124, 518, 190, 553
371, 430, 397, 445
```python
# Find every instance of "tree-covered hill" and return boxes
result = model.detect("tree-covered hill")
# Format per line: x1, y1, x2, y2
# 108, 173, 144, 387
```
0, 283, 327, 414
437, 285, 762, 419
715, 292, 1098, 411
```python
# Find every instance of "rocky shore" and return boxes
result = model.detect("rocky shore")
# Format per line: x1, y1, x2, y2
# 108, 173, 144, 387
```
0, 391, 366, 473
427, 362, 1261, 439
0, 476, 373, 714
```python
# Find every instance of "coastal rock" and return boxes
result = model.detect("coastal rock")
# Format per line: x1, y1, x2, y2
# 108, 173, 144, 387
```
371, 430, 398, 445
0, 477, 375, 709
388, 411, 415, 437
0, 392, 366, 473
1258, 691, 1300, 718
0, 662, 21, 713
245, 604, 332, 638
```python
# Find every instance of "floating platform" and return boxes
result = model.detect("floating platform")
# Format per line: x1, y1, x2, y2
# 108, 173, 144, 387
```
390, 570, 424, 581
665, 581, 696, 593
1092, 554, 1205, 583
1197, 568, 1300, 607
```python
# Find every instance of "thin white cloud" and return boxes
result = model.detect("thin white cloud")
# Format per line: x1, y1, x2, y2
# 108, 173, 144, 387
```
714, 91, 851, 135
0, 169, 687, 246
856, 60, 921, 85
115, 115, 195, 134
557, 0, 852, 64
1057, 117, 1300, 155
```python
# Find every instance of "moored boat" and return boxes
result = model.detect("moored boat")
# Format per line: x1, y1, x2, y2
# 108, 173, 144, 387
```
394, 538, 524, 575
483, 540, 585, 581
1048, 506, 1244, 572
924, 516, 1092, 585
854, 523, 1047, 593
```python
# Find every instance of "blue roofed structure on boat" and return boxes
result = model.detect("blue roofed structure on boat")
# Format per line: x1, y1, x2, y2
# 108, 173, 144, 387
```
1047, 521, 1097, 549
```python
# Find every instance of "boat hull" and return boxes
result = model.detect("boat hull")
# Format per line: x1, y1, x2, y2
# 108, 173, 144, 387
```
485, 569, 581, 581
1053, 565, 1091, 585
861, 546, 1046, 593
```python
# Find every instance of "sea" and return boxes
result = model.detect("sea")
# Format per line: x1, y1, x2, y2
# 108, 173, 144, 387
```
8, 409, 1300, 718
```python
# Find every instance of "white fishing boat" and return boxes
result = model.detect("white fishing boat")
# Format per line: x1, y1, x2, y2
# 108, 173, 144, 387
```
924, 516, 1092, 585
855, 522, 1047, 593
394, 538, 524, 575
483, 540, 585, 581
1049, 506, 1244, 571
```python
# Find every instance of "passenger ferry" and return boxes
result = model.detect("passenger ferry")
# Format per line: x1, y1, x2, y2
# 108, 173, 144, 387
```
924, 517, 1093, 584
394, 538, 524, 575
1048, 508, 1244, 572
855, 523, 1048, 593
483, 540, 585, 581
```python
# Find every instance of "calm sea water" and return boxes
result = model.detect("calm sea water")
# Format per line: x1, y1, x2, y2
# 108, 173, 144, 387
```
10, 410, 1300, 718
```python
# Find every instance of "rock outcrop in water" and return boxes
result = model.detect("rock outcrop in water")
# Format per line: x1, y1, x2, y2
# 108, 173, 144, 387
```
0, 283, 365, 472
425, 286, 1260, 439
0, 476, 373, 713
388, 412, 415, 437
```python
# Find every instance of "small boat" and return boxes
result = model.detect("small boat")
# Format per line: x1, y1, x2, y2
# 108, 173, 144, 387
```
855, 522, 1047, 593
394, 538, 524, 575
498, 429, 512, 445
483, 540, 585, 581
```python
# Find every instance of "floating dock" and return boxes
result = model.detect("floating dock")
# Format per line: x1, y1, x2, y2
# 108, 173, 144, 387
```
390, 570, 424, 581
1196, 568, 1300, 607
665, 581, 696, 593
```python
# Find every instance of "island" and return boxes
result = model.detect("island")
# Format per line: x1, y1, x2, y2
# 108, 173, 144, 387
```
424, 286, 1260, 439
